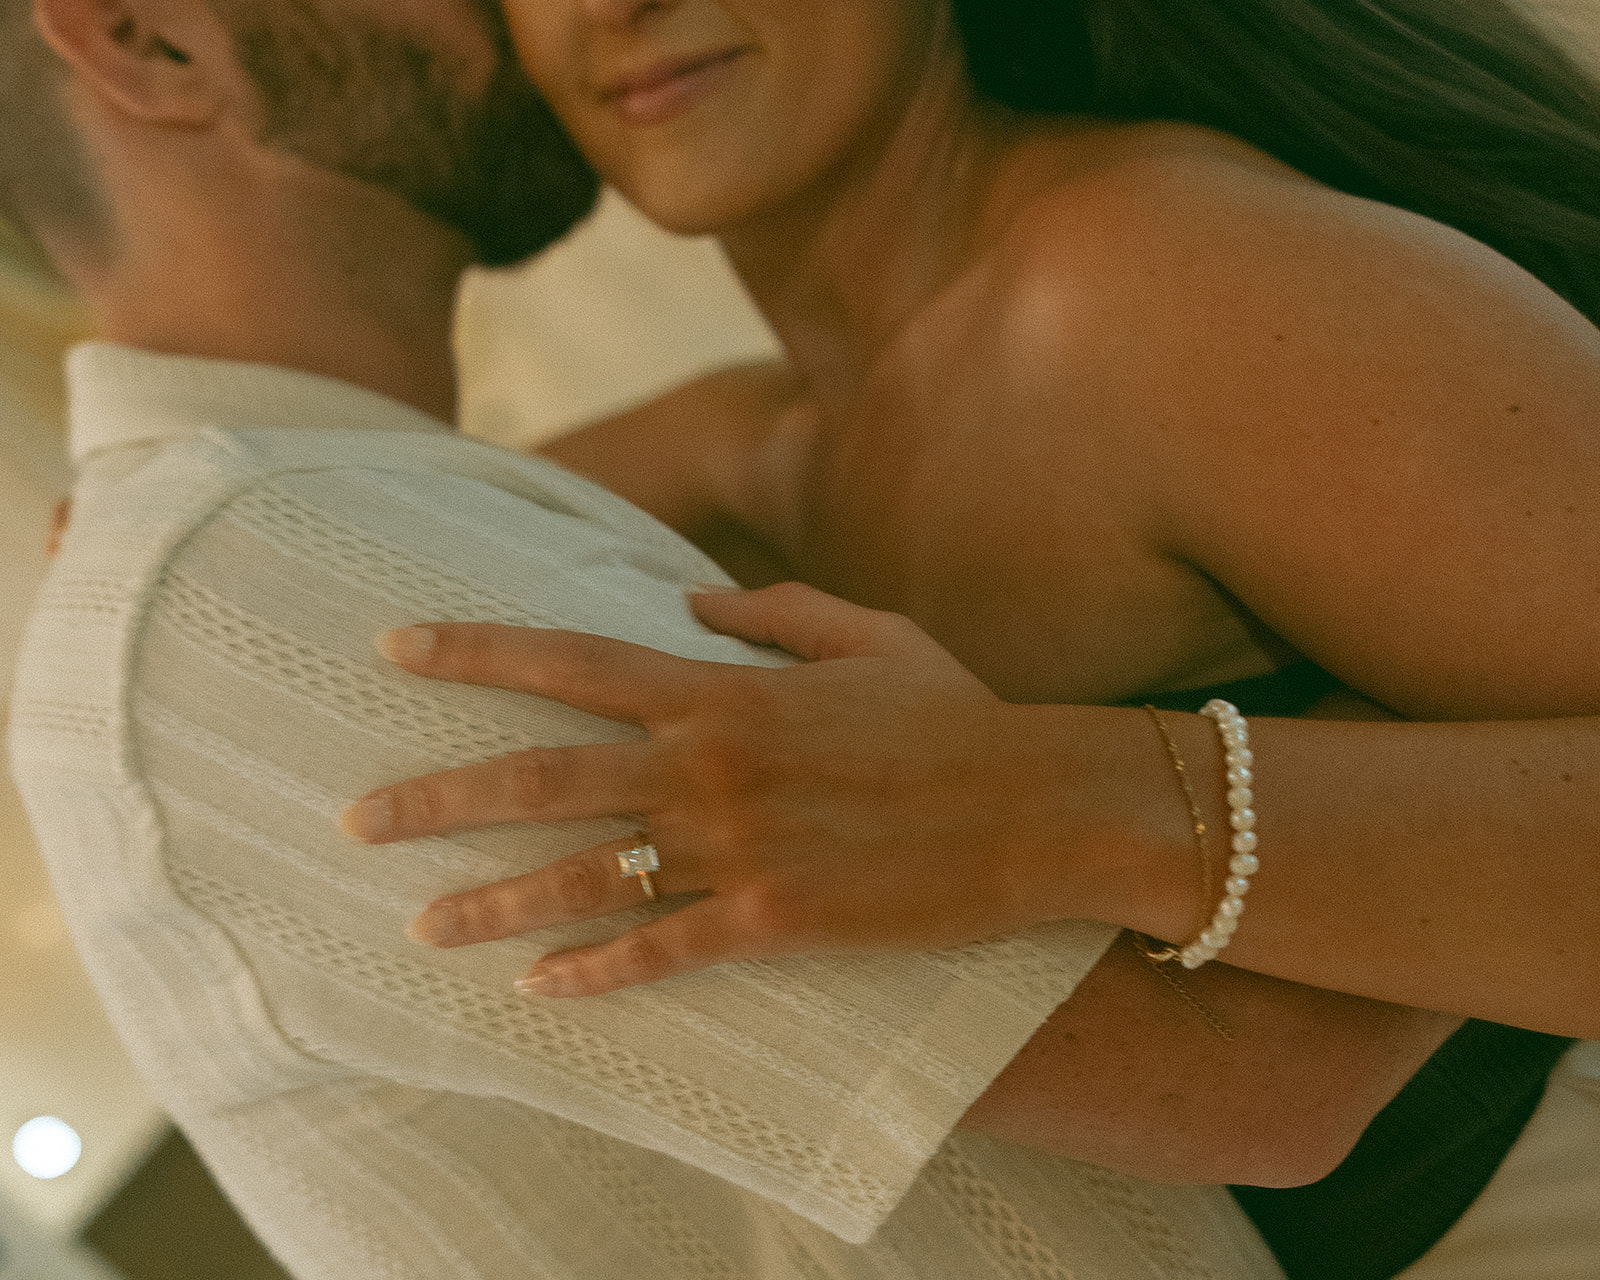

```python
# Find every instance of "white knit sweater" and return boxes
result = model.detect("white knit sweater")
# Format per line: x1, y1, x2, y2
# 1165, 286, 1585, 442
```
9, 344, 1287, 1280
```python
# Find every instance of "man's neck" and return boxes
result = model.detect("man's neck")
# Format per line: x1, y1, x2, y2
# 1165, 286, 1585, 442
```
69, 172, 472, 425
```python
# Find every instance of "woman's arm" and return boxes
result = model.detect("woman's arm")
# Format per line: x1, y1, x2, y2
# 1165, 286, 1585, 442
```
460, 149, 1600, 1038
350, 596, 1600, 1040
342, 603, 1473, 1184
539, 360, 807, 591
960, 935, 1460, 1186
1123, 706, 1600, 1037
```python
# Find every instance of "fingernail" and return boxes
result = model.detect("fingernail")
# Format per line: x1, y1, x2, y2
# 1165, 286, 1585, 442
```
692, 582, 741, 594
380, 626, 437, 665
515, 964, 574, 998
407, 899, 464, 948
341, 794, 395, 841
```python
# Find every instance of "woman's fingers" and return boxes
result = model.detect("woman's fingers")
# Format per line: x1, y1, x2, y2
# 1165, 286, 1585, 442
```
513, 895, 765, 998
379, 623, 731, 724
355, 608, 1022, 988
409, 836, 704, 948
690, 582, 955, 664
343, 740, 659, 842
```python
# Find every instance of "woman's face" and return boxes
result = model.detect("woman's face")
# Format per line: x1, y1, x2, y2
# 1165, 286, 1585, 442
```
499, 0, 949, 234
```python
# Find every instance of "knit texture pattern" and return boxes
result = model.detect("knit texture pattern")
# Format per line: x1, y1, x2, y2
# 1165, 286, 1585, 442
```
10, 344, 1288, 1280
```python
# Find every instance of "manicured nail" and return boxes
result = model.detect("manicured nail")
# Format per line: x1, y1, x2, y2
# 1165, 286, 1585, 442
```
341, 794, 395, 841
407, 899, 464, 948
515, 964, 574, 998
380, 626, 437, 665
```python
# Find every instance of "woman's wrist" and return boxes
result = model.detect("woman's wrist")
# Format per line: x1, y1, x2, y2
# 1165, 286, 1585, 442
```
996, 702, 1226, 940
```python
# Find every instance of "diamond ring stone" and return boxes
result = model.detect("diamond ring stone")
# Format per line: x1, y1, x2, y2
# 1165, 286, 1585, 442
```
618, 840, 661, 901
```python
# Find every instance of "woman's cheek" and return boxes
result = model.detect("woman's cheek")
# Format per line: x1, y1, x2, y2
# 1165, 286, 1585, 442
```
498, 1, 581, 103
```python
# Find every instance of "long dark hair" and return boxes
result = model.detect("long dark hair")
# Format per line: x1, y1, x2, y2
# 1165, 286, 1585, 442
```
952, 0, 1600, 325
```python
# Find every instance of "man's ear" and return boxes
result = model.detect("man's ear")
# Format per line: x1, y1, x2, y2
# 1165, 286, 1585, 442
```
33, 0, 230, 126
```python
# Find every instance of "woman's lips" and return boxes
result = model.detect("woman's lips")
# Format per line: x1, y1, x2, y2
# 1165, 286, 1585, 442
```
601, 47, 749, 127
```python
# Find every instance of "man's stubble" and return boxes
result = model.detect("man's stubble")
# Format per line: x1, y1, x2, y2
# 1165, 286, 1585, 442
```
211, 0, 599, 267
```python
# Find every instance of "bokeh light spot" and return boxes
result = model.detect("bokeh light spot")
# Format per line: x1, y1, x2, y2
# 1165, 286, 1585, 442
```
13, 1116, 82, 1179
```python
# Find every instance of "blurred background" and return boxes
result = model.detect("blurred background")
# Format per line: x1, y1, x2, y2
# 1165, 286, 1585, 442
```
2, 3, 1597, 1273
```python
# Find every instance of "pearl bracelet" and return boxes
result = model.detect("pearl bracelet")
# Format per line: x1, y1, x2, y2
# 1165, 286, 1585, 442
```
1180, 698, 1261, 969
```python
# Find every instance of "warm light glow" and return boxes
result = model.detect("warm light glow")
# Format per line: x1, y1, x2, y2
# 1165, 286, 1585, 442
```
13, 1116, 82, 1180
12, 898, 69, 952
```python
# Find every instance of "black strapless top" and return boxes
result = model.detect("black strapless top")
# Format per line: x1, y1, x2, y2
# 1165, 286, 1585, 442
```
1133, 662, 1575, 1280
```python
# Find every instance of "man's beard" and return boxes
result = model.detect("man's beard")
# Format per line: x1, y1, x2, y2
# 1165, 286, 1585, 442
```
213, 1, 599, 268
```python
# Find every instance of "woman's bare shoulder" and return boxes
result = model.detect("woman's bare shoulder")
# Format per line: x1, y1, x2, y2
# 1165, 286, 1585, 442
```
983, 118, 1600, 446
971, 125, 1600, 719
999, 122, 1570, 328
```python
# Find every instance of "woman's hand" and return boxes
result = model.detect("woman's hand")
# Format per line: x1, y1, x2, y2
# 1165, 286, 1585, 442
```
342, 584, 1175, 997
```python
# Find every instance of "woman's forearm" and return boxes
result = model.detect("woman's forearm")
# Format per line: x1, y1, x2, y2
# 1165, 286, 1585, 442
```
1039, 706, 1600, 1039
347, 607, 1590, 1181
959, 935, 1460, 1185
352, 602, 1600, 1039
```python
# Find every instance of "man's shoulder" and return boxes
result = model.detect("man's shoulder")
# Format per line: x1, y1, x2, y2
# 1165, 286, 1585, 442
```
6, 420, 755, 1114
58, 422, 720, 617
11, 425, 733, 781
72, 423, 683, 550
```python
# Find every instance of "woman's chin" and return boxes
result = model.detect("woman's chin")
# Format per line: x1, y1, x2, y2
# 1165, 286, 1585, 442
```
609, 167, 792, 241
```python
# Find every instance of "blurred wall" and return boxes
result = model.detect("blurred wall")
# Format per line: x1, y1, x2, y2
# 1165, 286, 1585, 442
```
0, 226, 85, 685
457, 191, 781, 451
